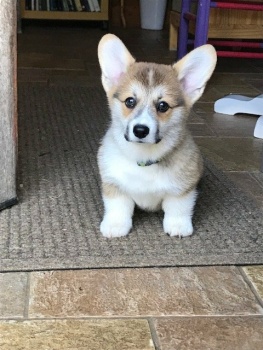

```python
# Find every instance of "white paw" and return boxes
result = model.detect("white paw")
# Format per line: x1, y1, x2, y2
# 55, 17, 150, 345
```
163, 216, 193, 238
100, 216, 132, 238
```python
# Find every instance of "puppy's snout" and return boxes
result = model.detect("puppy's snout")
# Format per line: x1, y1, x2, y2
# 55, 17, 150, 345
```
133, 124, 149, 139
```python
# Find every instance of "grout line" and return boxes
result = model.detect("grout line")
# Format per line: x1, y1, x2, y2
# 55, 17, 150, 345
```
238, 266, 263, 310
245, 81, 262, 95
248, 172, 263, 190
198, 136, 258, 139
1, 315, 263, 322
23, 272, 31, 320
147, 318, 161, 350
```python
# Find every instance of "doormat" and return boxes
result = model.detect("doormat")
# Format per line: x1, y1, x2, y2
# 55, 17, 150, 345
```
0, 84, 262, 271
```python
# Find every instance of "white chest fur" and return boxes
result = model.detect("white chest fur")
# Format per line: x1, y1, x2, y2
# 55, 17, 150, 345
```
98, 135, 184, 211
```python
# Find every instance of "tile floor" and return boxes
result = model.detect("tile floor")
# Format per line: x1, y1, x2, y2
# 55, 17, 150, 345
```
1, 22, 263, 349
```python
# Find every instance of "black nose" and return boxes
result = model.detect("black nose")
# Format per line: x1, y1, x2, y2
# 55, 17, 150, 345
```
133, 124, 150, 139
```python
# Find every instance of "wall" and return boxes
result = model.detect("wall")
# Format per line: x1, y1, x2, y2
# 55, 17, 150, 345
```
0, 0, 17, 209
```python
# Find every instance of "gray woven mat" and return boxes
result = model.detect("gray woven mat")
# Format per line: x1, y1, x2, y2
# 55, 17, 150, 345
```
0, 84, 262, 272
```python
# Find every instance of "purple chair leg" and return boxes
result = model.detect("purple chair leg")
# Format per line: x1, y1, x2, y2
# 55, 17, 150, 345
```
195, 0, 211, 47
177, 0, 192, 59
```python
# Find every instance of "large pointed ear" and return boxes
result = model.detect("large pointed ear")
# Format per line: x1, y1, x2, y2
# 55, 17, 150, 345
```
173, 45, 217, 105
98, 34, 135, 93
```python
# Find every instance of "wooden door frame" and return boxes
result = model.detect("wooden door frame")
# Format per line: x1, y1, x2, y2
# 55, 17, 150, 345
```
0, 1, 17, 210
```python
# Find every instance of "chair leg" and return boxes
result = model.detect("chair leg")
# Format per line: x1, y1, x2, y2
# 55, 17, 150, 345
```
195, 0, 211, 47
177, 0, 192, 59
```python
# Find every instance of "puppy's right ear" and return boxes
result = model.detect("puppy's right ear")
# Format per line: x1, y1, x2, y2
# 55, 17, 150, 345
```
98, 34, 135, 93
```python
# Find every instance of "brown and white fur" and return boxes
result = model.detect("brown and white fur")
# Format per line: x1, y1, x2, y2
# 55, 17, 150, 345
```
97, 34, 217, 238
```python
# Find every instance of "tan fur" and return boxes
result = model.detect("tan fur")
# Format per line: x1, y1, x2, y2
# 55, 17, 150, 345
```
110, 62, 186, 124
97, 34, 217, 238
102, 182, 123, 198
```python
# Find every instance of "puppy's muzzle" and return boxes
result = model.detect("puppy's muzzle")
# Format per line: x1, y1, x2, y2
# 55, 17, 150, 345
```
133, 124, 149, 139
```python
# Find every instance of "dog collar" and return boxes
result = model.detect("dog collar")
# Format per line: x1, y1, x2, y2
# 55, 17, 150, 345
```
137, 160, 159, 167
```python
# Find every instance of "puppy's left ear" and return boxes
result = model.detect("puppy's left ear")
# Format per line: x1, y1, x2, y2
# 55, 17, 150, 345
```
98, 34, 135, 93
173, 45, 217, 105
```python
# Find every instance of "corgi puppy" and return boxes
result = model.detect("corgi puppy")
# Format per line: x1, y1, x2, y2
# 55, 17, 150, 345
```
97, 34, 217, 238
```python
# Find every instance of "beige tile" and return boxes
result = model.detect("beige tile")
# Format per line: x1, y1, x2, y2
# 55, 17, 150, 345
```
18, 52, 53, 66
210, 73, 245, 86
188, 111, 204, 123
227, 172, 263, 209
0, 273, 28, 318
252, 171, 263, 187
188, 123, 216, 137
196, 137, 262, 171
18, 53, 86, 70
0, 319, 154, 350
215, 85, 260, 96
29, 267, 261, 318
201, 112, 256, 137
239, 72, 263, 81
246, 80, 263, 93
154, 317, 263, 350
17, 68, 49, 83
215, 58, 260, 73
243, 266, 263, 301
199, 87, 222, 102
49, 75, 101, 87
194, 102, 214, 116
193, 103, 257, 137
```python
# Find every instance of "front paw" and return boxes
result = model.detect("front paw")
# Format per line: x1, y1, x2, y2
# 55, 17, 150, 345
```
100, 216, 132, 238
163, 216, 193, 238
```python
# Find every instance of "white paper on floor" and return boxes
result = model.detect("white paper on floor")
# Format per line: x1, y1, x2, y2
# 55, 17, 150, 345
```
254, 115, 263, 139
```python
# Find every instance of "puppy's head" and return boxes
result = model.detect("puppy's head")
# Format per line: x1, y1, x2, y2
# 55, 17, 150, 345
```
98, 34, 216, 145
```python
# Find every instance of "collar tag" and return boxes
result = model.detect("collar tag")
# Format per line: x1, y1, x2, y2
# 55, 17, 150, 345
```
137, 160, 159, 167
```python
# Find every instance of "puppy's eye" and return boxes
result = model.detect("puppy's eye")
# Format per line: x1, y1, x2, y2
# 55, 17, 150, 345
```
125, 97, 136, 109
156, 101, 170, 113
